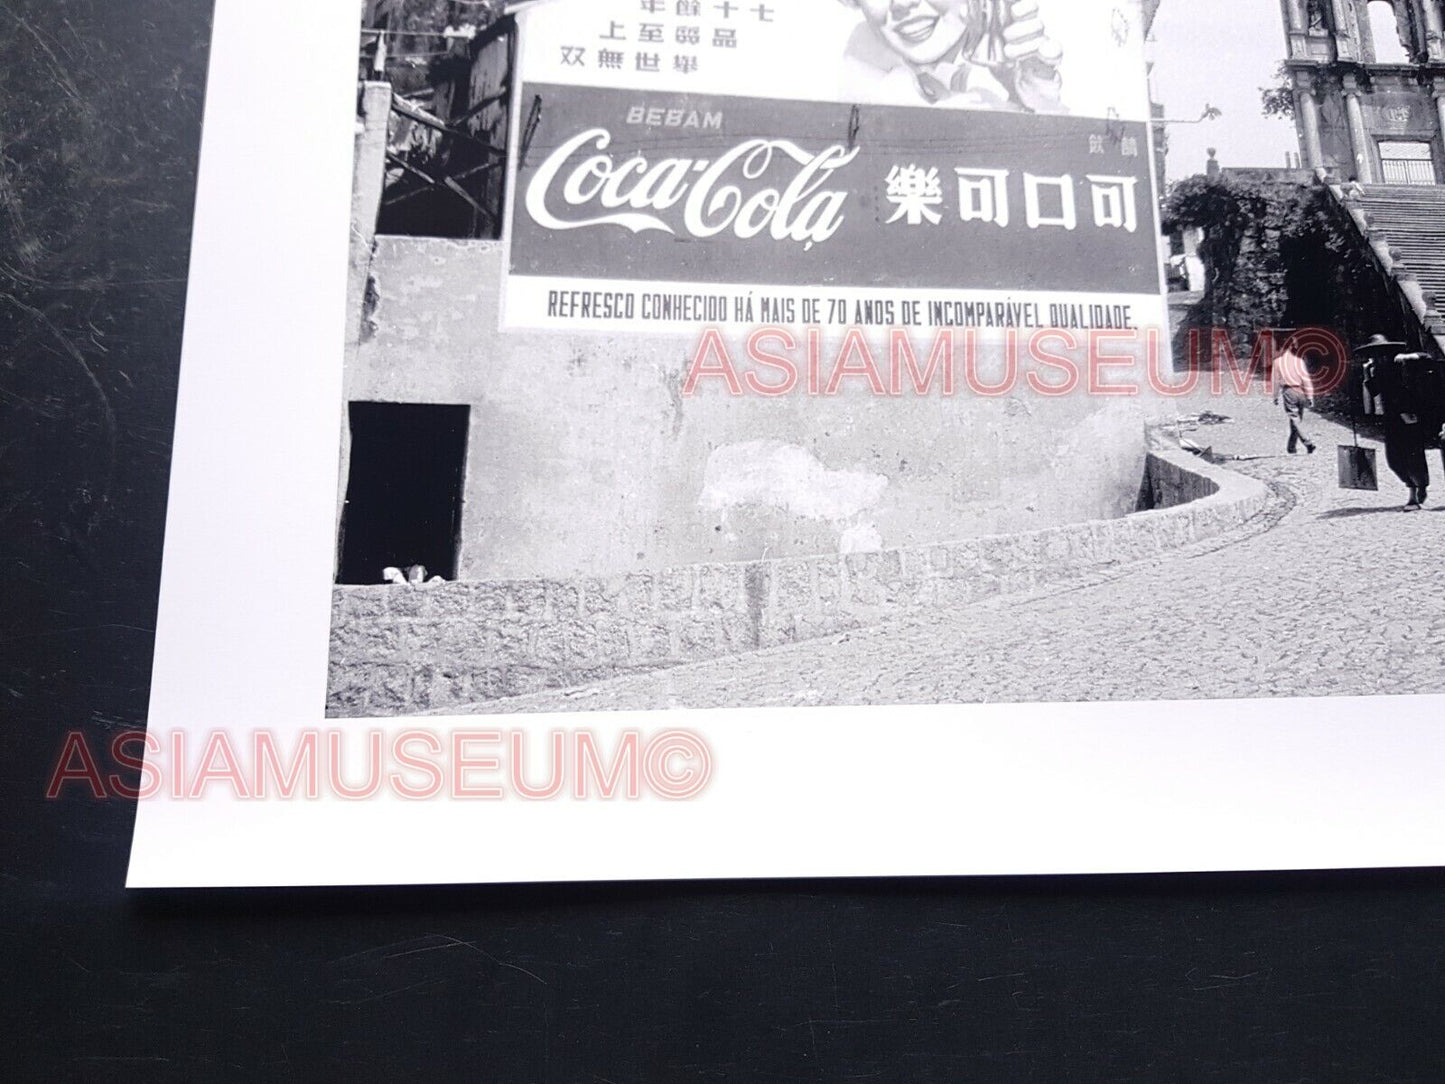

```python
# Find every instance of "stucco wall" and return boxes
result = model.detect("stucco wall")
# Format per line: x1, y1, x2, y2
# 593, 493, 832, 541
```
327, 449, 1270, 717
344, 236, 1160, 583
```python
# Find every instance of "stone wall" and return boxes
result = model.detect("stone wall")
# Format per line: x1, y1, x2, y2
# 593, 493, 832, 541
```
1141, 447, 1221, 508
346, 234, 1159, 583
328, 448, 1270, 717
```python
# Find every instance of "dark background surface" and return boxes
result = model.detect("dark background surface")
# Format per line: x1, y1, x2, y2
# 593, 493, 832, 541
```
1, 1, 1443, 1079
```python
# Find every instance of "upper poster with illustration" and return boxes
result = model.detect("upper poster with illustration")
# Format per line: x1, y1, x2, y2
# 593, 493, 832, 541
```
518, 0, 1153, 121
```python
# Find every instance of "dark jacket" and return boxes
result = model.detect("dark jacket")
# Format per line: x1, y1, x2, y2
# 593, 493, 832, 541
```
1364, 353, 1445, 436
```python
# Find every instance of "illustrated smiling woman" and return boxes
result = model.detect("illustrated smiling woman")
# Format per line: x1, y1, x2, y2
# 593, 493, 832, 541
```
839, 0, 1066, 113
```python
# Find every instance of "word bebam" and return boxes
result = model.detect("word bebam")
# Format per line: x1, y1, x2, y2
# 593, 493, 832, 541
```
624, 105, 724, 130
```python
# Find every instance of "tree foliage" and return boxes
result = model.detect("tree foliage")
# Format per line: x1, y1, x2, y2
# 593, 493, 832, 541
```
1164, 173, 1274, 318
1261, 63, 1296, 120
1164, 173, 1389, 365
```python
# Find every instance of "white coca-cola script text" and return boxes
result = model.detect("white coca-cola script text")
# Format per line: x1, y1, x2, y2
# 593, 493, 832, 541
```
525, 128, 860, 249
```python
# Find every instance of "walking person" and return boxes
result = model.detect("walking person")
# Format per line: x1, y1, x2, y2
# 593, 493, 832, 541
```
1272, 344, 1318, 455
1357, 334, 1444, 511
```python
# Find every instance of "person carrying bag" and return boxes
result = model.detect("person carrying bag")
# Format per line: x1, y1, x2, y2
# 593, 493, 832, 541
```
1357, 334, 1445, 511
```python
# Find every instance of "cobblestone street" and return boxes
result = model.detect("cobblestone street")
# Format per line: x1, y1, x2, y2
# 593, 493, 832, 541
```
487, 386, 1445, 714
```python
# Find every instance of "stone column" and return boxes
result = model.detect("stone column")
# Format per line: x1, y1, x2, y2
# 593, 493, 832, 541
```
339, 81, 395, 563
1435, 82, 1445, 154
1285, 0, 1306, 33
1323, 0, 1352, 56
352, 83, 394, 255
1352, 0, 1377, 61
1422, 0, 1445, 60
1297, 72, 1327, 170
1342, 76, 1376, 182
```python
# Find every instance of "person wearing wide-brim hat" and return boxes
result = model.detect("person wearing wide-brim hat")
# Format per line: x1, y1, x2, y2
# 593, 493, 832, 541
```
1356, 334, 1443, 511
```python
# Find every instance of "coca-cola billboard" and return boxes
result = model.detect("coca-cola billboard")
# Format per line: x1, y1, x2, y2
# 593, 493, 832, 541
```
522, 128, 858, 250
503, 0, 1164, 334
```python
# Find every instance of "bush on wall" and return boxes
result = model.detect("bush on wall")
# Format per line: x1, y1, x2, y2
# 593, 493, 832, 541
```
1163, 173, 1397, 373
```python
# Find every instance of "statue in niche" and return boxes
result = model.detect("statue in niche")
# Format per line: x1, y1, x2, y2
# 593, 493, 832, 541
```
1307, 0, 1329, 33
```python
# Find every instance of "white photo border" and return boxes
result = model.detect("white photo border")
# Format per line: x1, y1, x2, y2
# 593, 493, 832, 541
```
128, 0, 1445, 888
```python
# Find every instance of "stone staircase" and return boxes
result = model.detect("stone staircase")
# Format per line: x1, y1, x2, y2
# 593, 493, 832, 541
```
1355, 185, 1445, 306
1333, 183, 1445, 354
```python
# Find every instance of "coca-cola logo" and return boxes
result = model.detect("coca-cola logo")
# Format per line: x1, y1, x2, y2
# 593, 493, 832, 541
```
524, 128, 860, 250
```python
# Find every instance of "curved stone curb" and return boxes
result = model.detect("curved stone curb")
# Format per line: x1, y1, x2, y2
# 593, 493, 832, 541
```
1135, 445, 1273, 539
327, 449, 1271, 717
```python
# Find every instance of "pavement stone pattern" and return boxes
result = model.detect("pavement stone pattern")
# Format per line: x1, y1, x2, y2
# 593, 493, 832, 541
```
334, 445, 1264, 717
479, 387, 1445, 713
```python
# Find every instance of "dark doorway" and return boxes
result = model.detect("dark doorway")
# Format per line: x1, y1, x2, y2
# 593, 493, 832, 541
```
338, 402, 469, 585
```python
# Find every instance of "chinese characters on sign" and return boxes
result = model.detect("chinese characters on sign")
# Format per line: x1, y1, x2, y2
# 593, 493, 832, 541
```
1089, 133, 1141, 157
887, 166, 1141, 234
885, 166, 943, 226
571, 0, 775, 78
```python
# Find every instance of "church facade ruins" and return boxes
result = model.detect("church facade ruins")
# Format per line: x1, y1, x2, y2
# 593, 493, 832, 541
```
1283, 0, 1445, 184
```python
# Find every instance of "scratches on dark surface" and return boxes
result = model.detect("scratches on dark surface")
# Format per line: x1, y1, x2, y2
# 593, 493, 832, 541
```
329, 977, 447, 1007
1, 0, 205, 731
331, 932, 552, 989
2, 1, 1445, 1080
379, 934, 552, 987
1, 290, 119, 537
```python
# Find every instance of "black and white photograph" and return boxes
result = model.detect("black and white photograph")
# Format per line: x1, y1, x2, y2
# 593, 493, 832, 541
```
9, 0, 1445, 1077
59, 0, 1445, 886
329, 0, 1445, 720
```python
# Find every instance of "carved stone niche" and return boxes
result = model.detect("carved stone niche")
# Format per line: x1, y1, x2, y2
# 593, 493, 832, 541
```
1331, 0, 1362, 61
